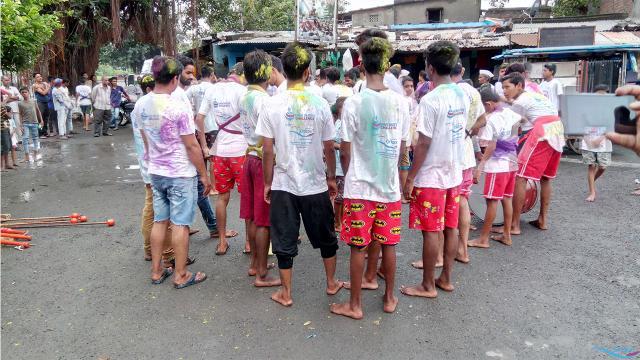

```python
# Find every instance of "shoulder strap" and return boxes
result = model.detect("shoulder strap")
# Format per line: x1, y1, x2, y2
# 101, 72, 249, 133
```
217, 113, 242, 134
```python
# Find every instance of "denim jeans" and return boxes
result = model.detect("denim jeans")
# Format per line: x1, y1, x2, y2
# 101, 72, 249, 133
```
22, 123, 40, 153
197, 172, 218, 232
150, 175, 197, 226
110, 107, 120, 128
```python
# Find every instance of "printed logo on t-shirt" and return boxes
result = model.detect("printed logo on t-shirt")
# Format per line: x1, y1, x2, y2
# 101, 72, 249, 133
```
285, 106, 316, 147
448, 106, 466, 143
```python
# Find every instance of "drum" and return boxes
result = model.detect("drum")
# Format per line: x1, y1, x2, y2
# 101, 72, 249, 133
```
469, 177, 539, 226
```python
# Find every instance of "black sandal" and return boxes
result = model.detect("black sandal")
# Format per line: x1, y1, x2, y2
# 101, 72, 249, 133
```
169, 256, 196, 268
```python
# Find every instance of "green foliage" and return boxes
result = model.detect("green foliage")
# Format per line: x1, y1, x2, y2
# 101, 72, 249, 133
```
99, 38, 160, 73
552, 0, 601, 16
0, 0, 64, 71
197, 0, 295, 32
95, 63, 129, 77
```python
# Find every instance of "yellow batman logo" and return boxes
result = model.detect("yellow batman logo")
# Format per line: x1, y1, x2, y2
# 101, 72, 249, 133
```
368, 210, 376, 218
351, 220, 365, 228
350, 203, 364, 212
373, 233, 387, 242
375, 203, 387, 211
390, 227, 401, 235
374, 219, 387, 227
390, 211, 401, 218
350, 236, 365, 245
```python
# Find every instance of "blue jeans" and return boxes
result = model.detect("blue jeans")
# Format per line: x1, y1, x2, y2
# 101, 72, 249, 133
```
150, 175, 197, 226
110, 107, 120, 128
197, 172, 218, 232
22, 124, 40, 153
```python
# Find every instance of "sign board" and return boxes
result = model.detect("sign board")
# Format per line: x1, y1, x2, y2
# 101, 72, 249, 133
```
297, 0, 337, 46
538, 26, 595, 47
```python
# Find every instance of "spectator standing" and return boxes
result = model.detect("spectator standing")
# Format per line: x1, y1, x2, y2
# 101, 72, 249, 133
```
76, 79, 93, 131
32, 73, 53, 137
17, 88, 43, 163
540, 64, 564, 111
91, 76, 113, 137
1, 76, 22, 140
109, 77, 130, 130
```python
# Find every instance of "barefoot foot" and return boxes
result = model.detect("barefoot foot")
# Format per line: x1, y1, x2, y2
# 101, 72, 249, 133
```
329, 302, 363, 320
491, 226, 521, 235
585, 193, 596, 202
254, 275, 282, 287
271, 288, 293, 307
491, 234, 512, 246
528, 219, 548, 230
455, 256, 470, 263
326, 280, 344, 295
435, 278, 454, 292
383, 295, 399, 313
400, 284, 437, 298
344, 279, 379, 290
468, 238, 490, 249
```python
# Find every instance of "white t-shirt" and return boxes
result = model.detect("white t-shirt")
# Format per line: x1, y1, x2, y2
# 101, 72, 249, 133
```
130, 93, 151, 184
1, 86, 21, 113
495, 81, 504, 97
581, 127, 612, 152
510, 91, 558, 132
75, 85, 92, 106
198, 81, 248, 157
478, 107, 521, 173
384, 72, 403, 94
540, 78, 564, 111
255, 86, 335, 196
334, 118, 344, 177
457, 82, 485, 170
239, 86, 269, 156
187, 81, 217, 132
277, 80, 323, 98
322, 83, 339, 106
136, 92, 197, 178
414, 83, 469, 189
341, 88, 410, 203
171, 86, 193, 119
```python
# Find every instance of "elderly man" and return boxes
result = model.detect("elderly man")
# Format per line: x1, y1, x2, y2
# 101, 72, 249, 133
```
478, 69, 494, 93
91, 76, 113, 137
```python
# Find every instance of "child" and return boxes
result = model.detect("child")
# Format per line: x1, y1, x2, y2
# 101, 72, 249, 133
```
582, 84, 613, 202
329, 35, 410, 319
8, 115, 19, 167
468, 89, 521, 248
332, 97, 348, 232
1, 106, 14, 170
401, 40, 468, 298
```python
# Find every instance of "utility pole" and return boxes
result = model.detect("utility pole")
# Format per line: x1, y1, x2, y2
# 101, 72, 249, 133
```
192, 0, 199, 70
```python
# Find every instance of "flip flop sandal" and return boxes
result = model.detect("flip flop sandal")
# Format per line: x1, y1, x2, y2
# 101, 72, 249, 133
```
189, 229, 200, 236
151, 268, 173, 285
215, 244, 229, 256
174, 272, 207, 289
169, 256, 196, 268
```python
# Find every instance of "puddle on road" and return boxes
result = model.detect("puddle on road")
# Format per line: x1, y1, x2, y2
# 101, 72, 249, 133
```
115, 165, 121, 170
126, 165, 140, 170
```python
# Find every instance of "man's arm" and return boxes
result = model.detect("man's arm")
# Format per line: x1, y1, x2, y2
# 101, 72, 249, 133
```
181, 133, 211, 194
121, 87, 131, 101
323, 139, 337, 198
194, 113, 209, 156
403, 133, 431, 200
339, 141, 351, 176
470, 113, 487, 136
261, 137, 275, 204
474, 140, 496, 183
91, 86, 97, 104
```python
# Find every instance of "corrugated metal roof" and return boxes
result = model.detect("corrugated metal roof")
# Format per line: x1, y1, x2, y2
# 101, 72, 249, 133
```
493, 44, 640, 59
395, 36, 510, 51
510, 20, 619, 34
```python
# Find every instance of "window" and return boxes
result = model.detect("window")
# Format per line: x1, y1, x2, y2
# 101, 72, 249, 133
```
369, 14, 380, 23
426, 8, 442, 23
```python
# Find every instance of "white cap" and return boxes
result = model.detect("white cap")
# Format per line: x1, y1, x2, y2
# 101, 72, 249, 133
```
400, 69, 410, 77
479, 69, 494, 78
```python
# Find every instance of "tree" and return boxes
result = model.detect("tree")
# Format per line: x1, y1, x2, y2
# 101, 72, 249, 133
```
0, 0, 63, 72
553, 0, 600, 16
194, 0, 295, 32
99, 38, 161, 74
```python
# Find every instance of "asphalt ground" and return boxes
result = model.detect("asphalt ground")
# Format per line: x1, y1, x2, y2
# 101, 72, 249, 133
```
1, 126, 639, 360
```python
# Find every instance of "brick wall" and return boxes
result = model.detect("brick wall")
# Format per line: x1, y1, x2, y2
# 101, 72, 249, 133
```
599, 0, 633, 14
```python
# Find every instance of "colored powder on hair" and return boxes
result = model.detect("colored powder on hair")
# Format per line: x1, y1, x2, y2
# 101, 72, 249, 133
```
294, 45, 309, 69
369, 38, 393, 74
254, 63, 273, 80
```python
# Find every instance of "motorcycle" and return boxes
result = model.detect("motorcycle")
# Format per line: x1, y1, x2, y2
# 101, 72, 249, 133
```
118, 99, 135, 127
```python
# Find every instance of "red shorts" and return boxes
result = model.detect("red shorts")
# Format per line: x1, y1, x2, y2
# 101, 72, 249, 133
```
459, 168, 474, 198
213, 155, 245, 193
340, 199, 402, 247
240, 155, 270, 227
409, 186, 461, 232
484, 171, 516, 200
517, 141, 561, 181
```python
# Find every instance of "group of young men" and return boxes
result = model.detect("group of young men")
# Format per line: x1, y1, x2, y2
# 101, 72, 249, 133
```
131, 27, 569, 319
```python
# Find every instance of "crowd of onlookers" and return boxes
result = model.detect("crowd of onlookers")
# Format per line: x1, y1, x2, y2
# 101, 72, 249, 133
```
0, 72, 143, 170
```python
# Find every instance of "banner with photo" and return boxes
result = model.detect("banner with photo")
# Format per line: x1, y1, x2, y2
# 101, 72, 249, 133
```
296, 0, 337, 46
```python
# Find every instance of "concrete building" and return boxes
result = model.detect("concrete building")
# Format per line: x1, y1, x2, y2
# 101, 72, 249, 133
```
347, 0, 481, 27
599, 0, 633, 15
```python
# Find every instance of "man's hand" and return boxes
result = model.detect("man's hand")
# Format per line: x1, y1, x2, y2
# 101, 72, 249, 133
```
403, 177, 415, 202
606, 85, 640, 156
201, 146, 210, 160
264, 184, 272, 204
473, 167, 481, 184
327, 176, 337, 200
200, 174, 212, 195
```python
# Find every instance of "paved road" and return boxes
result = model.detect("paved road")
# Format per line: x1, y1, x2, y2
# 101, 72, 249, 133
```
1, 128, 639, 360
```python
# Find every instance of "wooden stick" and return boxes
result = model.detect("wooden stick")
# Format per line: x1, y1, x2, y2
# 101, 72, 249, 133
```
0, 233, 32, 240
11, 219, 115, 229
2, 213, 81, 222
1, 239, 31, 248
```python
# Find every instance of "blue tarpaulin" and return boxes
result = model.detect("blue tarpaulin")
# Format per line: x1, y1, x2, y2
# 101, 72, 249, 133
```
493, 44, 640, 60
